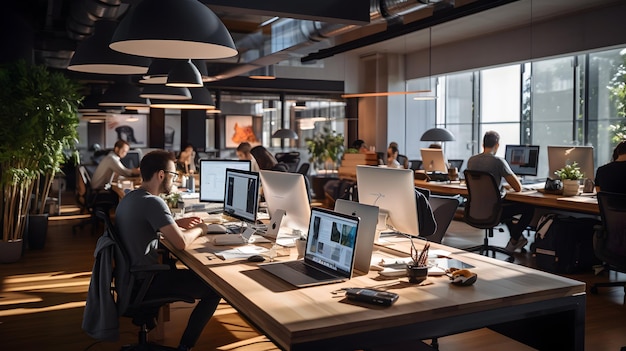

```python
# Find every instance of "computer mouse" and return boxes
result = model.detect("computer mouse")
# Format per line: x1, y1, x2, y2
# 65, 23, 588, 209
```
247, 254, 265, 262
206, 223, 228, 234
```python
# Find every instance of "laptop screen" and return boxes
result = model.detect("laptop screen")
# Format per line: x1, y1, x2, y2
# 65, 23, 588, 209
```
305, 208, 360, 277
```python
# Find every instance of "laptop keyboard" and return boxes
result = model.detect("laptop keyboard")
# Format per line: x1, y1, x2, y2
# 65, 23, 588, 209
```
283, 261, 337, 280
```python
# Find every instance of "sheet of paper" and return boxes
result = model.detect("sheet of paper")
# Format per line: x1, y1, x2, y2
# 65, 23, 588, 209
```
216, 245, 269, 260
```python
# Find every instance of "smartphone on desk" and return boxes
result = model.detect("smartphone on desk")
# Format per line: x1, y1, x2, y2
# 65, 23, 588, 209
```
345, 288, 398, 306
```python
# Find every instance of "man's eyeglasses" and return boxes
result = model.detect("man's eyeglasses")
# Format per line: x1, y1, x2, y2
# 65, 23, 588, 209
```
164, 170, 179, 180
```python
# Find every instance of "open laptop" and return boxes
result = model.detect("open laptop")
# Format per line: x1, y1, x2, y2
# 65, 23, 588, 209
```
259, 207, 360, 288
334, 199, 379, 273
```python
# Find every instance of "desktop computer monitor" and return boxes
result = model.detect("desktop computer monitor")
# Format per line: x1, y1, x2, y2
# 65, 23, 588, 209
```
199, 160, 251, 202
504, 145, 540, 176
547, 146, 595, 180
420, 148, 448, 173
120, 149, 142, 169
223, 168, 259, 223
356, 165, 419, 236
259, 170, 311, 234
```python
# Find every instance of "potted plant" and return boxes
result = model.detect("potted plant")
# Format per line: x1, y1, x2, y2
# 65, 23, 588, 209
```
554, 162, 584, 196
0, 60, 82, 258
305, 126, 345, 171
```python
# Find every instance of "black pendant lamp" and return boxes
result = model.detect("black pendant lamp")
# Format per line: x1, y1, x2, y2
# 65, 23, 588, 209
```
139, 85, 191, 100
149, 87, 215, 109
110, 0, 237, 59
166, 59, 203, 87
99, 80, 149, 108
141, 59, 211, 84
68, 20, 150, 74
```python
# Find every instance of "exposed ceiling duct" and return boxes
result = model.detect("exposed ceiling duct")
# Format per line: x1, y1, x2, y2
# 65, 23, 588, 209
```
213, 0, 450, 80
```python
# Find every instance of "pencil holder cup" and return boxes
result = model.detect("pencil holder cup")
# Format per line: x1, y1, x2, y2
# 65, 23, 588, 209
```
406, 264, 428, 284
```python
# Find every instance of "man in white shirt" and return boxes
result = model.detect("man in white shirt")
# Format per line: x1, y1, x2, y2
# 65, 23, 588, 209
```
91, 140, 140, 190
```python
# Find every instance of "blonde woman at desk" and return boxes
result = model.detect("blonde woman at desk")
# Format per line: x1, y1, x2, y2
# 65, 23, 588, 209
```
595, 140, 626, 193
466, 130, 534, 253
115, 150, 220, 351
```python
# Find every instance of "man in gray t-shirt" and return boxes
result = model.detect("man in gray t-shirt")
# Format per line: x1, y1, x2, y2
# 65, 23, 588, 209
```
116, 150, 219, 351
467, 131, 534, 253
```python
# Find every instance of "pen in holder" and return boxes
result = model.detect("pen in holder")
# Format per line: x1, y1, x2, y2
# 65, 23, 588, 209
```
407, 242, 430, 284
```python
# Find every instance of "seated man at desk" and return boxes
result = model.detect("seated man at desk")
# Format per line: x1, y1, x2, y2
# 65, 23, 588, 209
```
116, 150, 220, 351
467, 131, 534, 252
91, 140, 140, 191
595, 140, 626, 193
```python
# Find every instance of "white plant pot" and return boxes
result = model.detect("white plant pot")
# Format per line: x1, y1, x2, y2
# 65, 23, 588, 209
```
562, 179, 580, 197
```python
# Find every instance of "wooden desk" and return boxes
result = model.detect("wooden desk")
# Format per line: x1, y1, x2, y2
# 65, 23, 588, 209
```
163, 238, 586, 350
416, 180, 599, 215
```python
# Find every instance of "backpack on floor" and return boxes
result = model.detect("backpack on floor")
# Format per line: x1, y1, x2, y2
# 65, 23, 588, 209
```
531, 214, 601, 273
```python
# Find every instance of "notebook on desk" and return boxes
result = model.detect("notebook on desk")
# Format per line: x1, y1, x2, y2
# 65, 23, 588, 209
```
259, 207, 360, 288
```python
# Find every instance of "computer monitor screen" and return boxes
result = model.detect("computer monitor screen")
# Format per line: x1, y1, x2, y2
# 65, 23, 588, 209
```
223, 168, 259, 223
199, 160, 251, 202
547, 146, 595, 180
120, 149, 142, 169
356, 166, 419, 236
259, 170, 311, 234
420, 148, 448, 173
504, 145, 540, 176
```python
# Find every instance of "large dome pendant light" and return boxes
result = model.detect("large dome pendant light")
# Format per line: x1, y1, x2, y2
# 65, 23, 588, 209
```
110, 0, 237, 59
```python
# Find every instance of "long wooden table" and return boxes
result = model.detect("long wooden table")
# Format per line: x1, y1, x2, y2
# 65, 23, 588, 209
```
415, 179, 599, 215
163, 236, 586, 350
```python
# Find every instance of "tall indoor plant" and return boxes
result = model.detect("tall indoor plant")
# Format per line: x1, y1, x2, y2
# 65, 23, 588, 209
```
305, 126, 345, 171
0, 60, 81, 258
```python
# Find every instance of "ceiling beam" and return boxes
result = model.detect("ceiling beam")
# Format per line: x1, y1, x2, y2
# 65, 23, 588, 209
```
200, 0, 370, 25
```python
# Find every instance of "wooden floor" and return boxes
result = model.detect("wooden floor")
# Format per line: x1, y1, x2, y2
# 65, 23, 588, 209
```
1, 194, 625, 350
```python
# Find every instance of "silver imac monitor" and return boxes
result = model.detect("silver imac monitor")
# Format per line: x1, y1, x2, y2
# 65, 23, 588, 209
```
420, 148, 448, 173
547, 146, 594, 180
223, 168, 259, 223
356, 165, 419, 236
199, 159, 251, 202
259, 170, 311, 234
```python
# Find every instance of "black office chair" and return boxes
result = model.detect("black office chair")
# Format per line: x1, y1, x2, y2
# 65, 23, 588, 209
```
590, 192, 626, 295
409, 160, 423, 171
275, 151, 300, 172
448, 159, 464, 170
73, 165, 117, 236
94, 210, 195, 350
296, 162, 310, 176
463, 170, 514, 262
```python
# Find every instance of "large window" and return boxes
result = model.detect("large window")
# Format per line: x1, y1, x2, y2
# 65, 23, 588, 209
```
403, 46, 626, 179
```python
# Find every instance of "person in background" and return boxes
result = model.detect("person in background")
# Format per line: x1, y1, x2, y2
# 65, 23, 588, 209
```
250, 145, 279, 170
176, 143, 197, 175
387, 145, 401, 168
115, 150, 220, 351
595, 140, 626, 193
466, 130, 534, 253
352, 139, 370, 154
388, 141, 409, 169
236, 142, 260, 172
91, 140, 140, 191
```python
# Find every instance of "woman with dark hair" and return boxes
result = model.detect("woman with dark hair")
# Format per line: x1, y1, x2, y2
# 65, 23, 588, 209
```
250, 145, 278, 170
595, 140, 626, 193
176, 144, 197, 174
